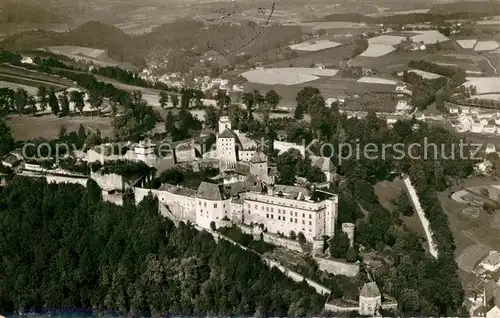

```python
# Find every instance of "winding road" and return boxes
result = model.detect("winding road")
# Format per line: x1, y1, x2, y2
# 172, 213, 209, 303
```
480, 55, 497, 75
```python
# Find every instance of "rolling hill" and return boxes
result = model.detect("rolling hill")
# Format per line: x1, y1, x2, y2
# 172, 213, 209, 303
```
0, 21, 147, 68
0, 19, 303, 71
0, 0, 66, 23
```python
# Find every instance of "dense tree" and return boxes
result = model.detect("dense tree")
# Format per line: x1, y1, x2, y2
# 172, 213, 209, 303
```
204, 106, 219, 130
0, 178, 326, 316
171, 94, 179, 108
48, 88, 60, 115
14, 88, 28, 113
215, 90, 231, 108
265, 89, 281, 110
159, 91, 169, 108
69, 90, 85, 114
37, 86, 48, 113
26, 95, 37, 115
329, 231, 350, 258
0, 118, 15, 155
87, 90, 104, 115
58, 90, 70, 116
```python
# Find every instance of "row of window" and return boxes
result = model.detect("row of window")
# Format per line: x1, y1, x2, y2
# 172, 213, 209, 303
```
250, 203, 315, 218
198, 201, 226, 209
265, 214, 313, 226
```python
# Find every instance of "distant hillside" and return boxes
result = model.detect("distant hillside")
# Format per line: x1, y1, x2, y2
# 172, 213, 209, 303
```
0, 21, 147, 68
0, 0, 66, 23
322, 4, 500, 25
429, 1, 500, 14
0, 19, 303, 71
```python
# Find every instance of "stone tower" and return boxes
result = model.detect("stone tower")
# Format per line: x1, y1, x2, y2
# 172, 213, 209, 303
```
342, 222, 355, 247
250, 149, 268, 181
218, 115, 231, 134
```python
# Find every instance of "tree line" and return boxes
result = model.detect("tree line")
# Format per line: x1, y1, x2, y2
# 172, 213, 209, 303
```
0, 177, 327, 316
278, 85, 472, 315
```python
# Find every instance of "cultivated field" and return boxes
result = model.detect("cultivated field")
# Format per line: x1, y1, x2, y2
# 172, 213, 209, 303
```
242, 78, 395, 109
360, 43, 395, 57
43, 46, 138, 71
464, 77, 500, 94
289, 40, 341, 51
397, 69, 443, 79
353, 51, 429, 73
241, 68, 338, 85
0, 81, 38, 95
457, 39, 478, 49
8, 114, 114, 140
368, 35, 405, 46
410, 30, 449, 44
369, 30, 449, 46
0, 64, 73, 88
474, 41, 500, 52
267, 44, 359, 69
357, 76, 398, 85
470, 93, 500, 101
310, 22, 370, 30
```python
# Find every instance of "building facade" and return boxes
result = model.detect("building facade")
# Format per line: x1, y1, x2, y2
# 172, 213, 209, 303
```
134, 181, 338, 242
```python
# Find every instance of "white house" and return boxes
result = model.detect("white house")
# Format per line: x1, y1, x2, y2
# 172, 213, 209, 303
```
485, 144, 497, 154
484, 125, 497, 134
471, 121, 485, 133
396, 99, 412, 113
21, 56, 34, 64
476, 160, 494, 174
487, 306, 500, 318
480, 251, 500, 272
395, 82, 407, 92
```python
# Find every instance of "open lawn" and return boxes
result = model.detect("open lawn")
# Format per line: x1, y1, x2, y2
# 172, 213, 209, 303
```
45, 46, 138, 71
357, 76, 397, 85
474, 41, 500, 52
266, 44, 359, 69
241, 68, 338, 85
464, 77, 500, 94
439, 176, 500, 272
470, 93, 500, 101
8, 114, 114, 141
0, 81, 38, 95
397, 69, 443, 79
289, 40, 341, 52
457, 39, 478, 49
368, 35, 405, 46
360, 44, 395, 57
374, 178, 427, 241
0, 64, 73, 88
242, 78, 395, 109
352, 50, 429, 74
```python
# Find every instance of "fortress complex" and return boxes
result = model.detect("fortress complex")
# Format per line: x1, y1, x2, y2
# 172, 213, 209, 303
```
135, 180, 338, 242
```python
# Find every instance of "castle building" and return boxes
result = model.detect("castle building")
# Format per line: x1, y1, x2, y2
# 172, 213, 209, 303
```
135, 180, 338, 243
242, 185, 338, 241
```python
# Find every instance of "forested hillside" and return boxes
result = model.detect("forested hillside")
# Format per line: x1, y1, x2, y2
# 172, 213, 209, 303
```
0, 177, 326, 316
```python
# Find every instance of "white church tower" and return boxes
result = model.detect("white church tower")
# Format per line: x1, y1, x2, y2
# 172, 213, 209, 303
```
216, 115, 238, 171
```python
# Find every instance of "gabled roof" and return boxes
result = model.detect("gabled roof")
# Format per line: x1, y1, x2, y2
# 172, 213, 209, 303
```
360, 282, 381, 298
251, 150, 267, 163
219, 128, 238, 139
197, 182, 230, 200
